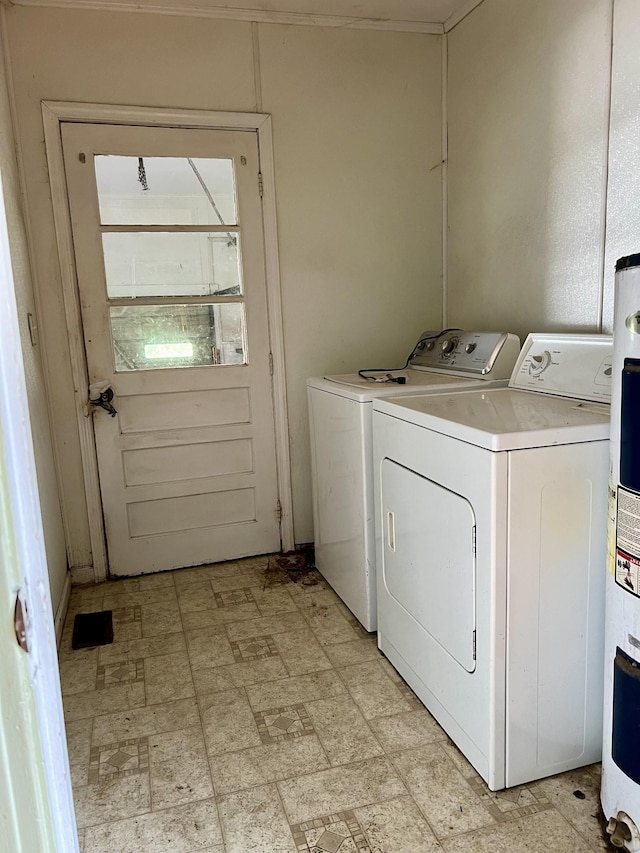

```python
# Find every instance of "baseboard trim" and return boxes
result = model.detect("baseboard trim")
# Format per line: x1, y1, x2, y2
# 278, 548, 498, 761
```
69, 564, 96, 586
54, 572, 72, 649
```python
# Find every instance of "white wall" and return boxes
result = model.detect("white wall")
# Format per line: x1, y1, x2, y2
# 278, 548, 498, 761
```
602, 0, 640, 326
0, 38, 68, 612
446, 0, 613, 342
259, 24, 442, 541
3, 7, 443, 555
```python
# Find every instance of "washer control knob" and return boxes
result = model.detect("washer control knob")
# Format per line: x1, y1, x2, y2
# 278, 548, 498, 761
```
426, 341, 435, 351
529, 350, 552, 375
441, 338, 456, 354
465, 342, 477, 354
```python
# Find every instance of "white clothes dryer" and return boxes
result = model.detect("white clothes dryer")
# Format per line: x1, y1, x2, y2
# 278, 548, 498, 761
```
373, 333, 612, 790
307, 331, 520, 631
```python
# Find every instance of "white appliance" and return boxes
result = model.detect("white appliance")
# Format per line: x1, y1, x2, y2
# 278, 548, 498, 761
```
602, 254, 640, 852
307, 331, 520, 631
373, 333, 612, 790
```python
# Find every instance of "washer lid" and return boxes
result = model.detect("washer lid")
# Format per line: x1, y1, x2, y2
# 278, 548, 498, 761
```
306, 370, 502, 402
373, 387, 610, 451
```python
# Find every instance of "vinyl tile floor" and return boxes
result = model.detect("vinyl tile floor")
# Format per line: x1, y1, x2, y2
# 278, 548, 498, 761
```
59, 555, 611, 853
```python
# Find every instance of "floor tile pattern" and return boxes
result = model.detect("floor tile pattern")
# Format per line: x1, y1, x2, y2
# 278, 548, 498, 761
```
112, 605, 142, 624
291, 811, 370, 853
88, 737, 149, 784
231, 634, 278, 662
215, 589, 254, 608
255, 703, 315, 743
60, 555, 611, 853
467, 774, 553, 823
95, 659, 144, 689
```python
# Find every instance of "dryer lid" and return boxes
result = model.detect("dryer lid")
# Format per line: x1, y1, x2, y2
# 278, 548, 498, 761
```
373, 387, 610, 451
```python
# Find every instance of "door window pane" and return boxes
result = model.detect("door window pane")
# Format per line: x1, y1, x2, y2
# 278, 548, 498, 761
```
110, 303, 246, 371
95, 156, 237, 225
102, 232, 242, 298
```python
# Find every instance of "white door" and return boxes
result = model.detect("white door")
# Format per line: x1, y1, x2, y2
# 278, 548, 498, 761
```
0, 169, 77, 851
62, 122, 281, 576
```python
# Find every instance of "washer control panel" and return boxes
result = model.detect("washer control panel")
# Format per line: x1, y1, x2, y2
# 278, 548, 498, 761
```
410, 331, 521, 379
510, 333, 613, 401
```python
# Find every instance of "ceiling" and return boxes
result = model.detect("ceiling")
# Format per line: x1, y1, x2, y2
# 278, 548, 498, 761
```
12, 0, 485, 33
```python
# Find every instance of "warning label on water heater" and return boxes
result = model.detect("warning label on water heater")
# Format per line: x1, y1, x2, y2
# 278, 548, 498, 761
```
616, 550, 640, 596
616, 486, 640, 597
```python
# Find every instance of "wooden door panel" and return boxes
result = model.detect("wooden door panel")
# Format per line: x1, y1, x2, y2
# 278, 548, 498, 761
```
127, 488, 256, 537
122, 438, 253, 486
116, 386, 251, 432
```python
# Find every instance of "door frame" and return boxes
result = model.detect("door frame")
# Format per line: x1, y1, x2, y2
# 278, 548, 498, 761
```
42, 101, 294, 583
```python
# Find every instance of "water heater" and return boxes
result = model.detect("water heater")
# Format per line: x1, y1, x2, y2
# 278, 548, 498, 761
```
602, 253, 640, 851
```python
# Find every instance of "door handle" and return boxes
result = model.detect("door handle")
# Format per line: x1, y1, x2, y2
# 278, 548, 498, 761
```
88, 382, 118, 417
387, 510, 395, 552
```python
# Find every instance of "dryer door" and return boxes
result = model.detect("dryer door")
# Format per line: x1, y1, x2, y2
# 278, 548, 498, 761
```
381, 459, 476, 672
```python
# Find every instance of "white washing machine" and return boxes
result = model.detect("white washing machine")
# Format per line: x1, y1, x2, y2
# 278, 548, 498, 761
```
373, 333, 612, 790
307, 331, 520, 631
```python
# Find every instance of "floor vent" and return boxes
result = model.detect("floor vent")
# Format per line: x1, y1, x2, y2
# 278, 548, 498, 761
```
72, 610, 114, 649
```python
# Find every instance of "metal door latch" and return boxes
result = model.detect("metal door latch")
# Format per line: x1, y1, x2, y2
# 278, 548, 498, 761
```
88, 382, 117, 417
